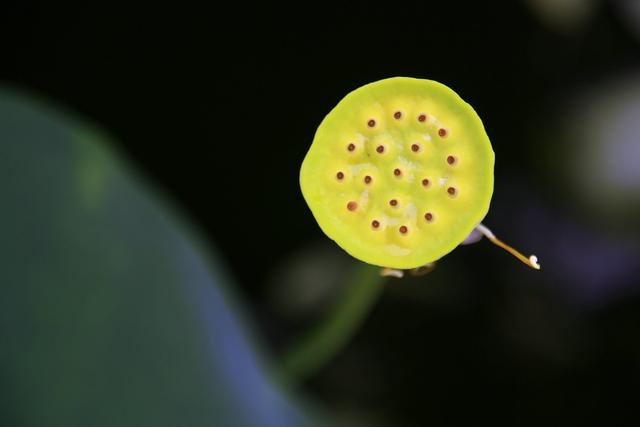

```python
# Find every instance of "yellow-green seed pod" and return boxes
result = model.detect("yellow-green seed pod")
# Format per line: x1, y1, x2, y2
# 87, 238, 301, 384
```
300, 77, 495, 269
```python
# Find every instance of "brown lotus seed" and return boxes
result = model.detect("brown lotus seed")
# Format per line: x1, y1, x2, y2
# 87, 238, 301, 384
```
399, 225, 408, 234
389, 199, 398, 207
394, 111, 402, 119
411, 144, 420, 152
447, 155, 456, 165
425, 212, 433, 222
422, 178, 430, 187
371, 220, 380, 228
418, 114, 427, 122
376, 145, 385, 153
447, 187, 456, 195
439, 128, 447, 137
337, 171, 344, 180
347, 201, 358, 211
368, 119, 376, 128
393, 168, 401, 176
364, 175, 372, 184
347, 143, 356, 152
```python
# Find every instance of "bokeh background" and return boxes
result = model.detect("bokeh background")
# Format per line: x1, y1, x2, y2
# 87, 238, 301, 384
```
2, 1, 640, 426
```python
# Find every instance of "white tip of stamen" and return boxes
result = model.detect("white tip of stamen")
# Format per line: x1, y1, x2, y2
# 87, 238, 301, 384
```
475, 223, 495, 239
529, 255, 541, 270
380, 268, 404, 278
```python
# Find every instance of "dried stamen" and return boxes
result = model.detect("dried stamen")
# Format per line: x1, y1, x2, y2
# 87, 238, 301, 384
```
410, 263, 436, 276
475, 223, 541, 270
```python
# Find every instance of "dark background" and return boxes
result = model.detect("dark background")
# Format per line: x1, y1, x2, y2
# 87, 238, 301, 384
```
3, 2, 640, 425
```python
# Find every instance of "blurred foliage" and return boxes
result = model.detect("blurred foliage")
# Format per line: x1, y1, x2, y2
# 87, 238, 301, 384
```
562, 75, 640, 226
0, 88, 315, 427
525, 0, 599, 33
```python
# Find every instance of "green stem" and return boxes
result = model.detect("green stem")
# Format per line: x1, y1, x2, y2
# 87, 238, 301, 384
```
278, 263, 386, 385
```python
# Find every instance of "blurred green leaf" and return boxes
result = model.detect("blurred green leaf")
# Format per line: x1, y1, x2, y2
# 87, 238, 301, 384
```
0, 88, 315, 427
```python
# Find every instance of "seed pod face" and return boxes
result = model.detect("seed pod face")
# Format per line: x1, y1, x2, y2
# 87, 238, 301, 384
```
300, 77, 494, 269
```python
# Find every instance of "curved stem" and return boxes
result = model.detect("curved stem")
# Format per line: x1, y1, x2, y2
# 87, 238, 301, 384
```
277, 264, 386, 385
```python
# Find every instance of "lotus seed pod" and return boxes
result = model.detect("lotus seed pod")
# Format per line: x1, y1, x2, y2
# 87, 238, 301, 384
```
300, 77, 495, 269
